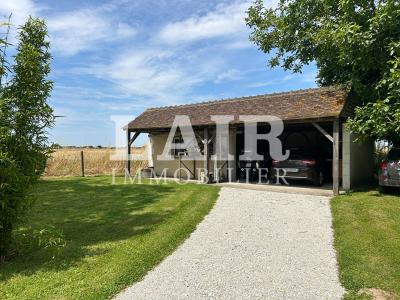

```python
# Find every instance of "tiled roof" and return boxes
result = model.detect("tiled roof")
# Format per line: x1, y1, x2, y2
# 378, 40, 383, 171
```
128, 87, 348, 131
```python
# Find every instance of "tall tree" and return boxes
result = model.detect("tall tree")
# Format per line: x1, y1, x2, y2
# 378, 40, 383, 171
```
0, 17, 54, 258
246, 0, 400, 144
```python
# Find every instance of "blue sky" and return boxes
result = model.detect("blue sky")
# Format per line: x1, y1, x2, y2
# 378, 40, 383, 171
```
0, 0, 317, 146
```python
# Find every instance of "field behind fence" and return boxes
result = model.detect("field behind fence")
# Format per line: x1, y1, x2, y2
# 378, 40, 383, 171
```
45, 147, 148, 177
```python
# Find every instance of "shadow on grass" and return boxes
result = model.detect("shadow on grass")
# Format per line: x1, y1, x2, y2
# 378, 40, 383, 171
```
357, 186, 400, 197
0, 177, 178, 281
378, 186, 400, 196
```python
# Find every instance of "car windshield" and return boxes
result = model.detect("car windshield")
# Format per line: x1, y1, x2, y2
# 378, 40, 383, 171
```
388, 148, 400, 160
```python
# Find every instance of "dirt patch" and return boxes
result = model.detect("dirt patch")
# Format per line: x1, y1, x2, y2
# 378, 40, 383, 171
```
358, 288, 395, 300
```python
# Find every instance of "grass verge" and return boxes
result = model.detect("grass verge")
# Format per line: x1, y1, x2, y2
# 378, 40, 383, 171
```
331, 189, 400, 299
0, 176, 220, 299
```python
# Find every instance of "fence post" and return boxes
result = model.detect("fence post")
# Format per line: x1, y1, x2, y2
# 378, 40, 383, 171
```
80, 151, 85, 177
179, 154, 182, 182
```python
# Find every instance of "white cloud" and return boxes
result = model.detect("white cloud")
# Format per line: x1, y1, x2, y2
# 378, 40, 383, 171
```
47, 8, 136, 56
78, 46, 227, 106
158, 1, 250, 45
246, 70, 316, 88
214, 69, 243, 83
0, 0, 39, 26
0, 1, 136, 56
0, 0, 43, 45
104, 50, 194, 98
82, 49, 197, 100
157, 0, 279, 46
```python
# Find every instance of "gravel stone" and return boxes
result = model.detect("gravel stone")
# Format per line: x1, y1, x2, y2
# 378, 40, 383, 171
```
114, 187, 345, 300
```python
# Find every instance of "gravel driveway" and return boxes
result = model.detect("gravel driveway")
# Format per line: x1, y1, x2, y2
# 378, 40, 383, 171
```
115, 187, 344, 300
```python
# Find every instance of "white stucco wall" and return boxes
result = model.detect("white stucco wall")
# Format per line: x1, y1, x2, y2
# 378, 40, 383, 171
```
147, 136, 154, 168
342, 124, 375, 190
151, 129, 236, 181
151, 133, 191, 179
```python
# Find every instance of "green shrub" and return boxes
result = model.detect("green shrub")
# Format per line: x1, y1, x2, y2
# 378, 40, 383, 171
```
0, 17, 53, 258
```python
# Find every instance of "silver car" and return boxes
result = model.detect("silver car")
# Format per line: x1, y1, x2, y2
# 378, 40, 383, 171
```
379, 148, 400, 192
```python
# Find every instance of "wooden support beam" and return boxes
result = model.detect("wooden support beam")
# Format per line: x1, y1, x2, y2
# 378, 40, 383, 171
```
195, 132, 204, 143
180, 160, 195, 177
226, 160, 229, 181
203, 127, 209, 183
312, 122, 333, 143
126, 130, 131, 174
128, 131, 141, 146
228, 127, 237, 182
207, 134, 215, 145
333, 119, 340, 195
126, 131, 141, 174
179, 154, 182, 182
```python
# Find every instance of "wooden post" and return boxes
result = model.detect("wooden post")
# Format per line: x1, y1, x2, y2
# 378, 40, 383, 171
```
126, 130, 131, 174
203, 127, 209, 183
333, 119, 340, 195
126, 131, 141, 176
179, 154, 182, 182
228, 127, 236, 182
312, 122, 333, 143
80, 150, 85, 177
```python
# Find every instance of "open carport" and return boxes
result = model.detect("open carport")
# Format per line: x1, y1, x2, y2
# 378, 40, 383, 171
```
126, 87, 375, 195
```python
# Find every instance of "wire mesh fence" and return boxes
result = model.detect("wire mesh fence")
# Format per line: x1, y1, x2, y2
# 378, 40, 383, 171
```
44, 147, 148, 177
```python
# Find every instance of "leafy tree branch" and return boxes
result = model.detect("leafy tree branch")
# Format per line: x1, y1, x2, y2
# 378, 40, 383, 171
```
246, 0, 400, 144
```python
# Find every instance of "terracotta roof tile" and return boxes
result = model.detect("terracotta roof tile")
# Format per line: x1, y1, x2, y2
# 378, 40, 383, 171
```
128, 87, 348, 131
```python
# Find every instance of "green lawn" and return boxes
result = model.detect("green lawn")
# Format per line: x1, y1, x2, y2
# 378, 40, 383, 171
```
331, 189, 400, 299
0, 176, 220, 300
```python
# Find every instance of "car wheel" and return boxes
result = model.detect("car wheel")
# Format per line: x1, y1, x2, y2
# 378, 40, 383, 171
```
313, 171, 323, 186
